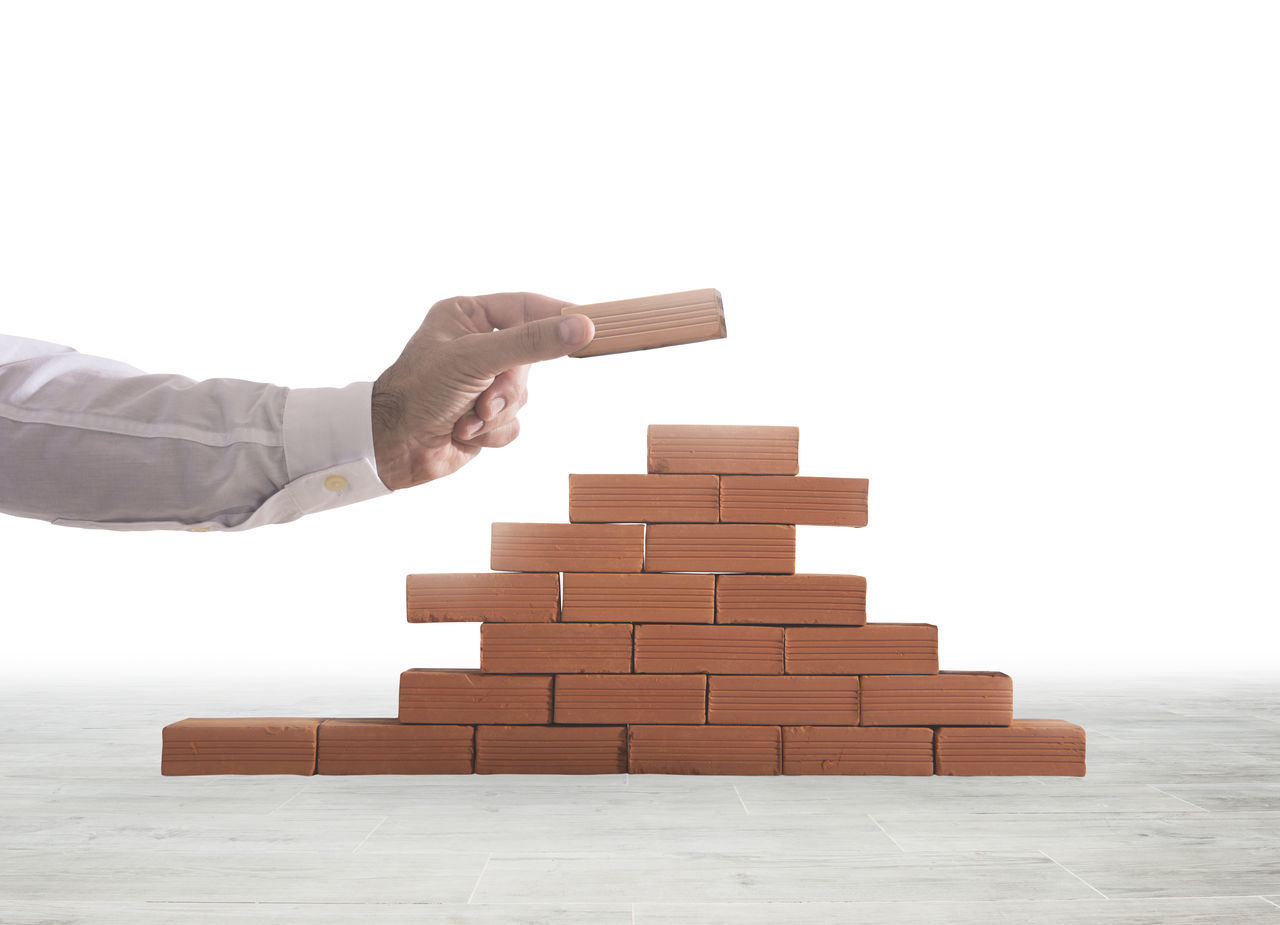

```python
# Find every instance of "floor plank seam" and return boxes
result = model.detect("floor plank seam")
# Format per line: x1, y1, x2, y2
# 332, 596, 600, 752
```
466, 852, 492, 905
351, 815, 387, 854
1146, 784, 1210, 811
732, 785, 749, 815
1261, 895, 1280, 909
1039, 850, 1109, 899
867, 814, 906, 853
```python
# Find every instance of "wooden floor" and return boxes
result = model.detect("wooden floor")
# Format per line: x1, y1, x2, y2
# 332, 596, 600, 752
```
1, 675, 1278, 924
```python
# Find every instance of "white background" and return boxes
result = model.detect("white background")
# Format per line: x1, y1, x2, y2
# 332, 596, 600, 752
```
1, 1, 1276, 689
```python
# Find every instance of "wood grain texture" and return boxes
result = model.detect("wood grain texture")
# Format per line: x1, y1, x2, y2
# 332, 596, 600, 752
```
628, 724, 780, 775
398, 669, 552, 724
644, 523, 796, 574
161, 718, 320, 776
783, 725, 935, 775
317, 719, 473, 775
406, 572, 560, 623
936, 719, 1086, 776
716, 573, 867, 625
564, 288, 725, 358
785, 624, 938, 675
476, 725, 627, 774
634, 624, 784, 674
554, 674, 706, 724
861, 671, 1013, 727
480, 622, 633, 674
491, 522, 644, 573
720, 475, 869, 527
561, 572, 714, 623
647, 424, 799, 475
568, 473, 719, 523
708, 675, 860, 726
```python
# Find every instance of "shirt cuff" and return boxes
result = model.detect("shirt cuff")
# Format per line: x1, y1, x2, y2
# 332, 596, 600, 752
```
283, 381, 385, 484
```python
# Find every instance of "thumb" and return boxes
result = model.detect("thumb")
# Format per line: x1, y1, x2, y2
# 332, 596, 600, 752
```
456, 312, 595, 376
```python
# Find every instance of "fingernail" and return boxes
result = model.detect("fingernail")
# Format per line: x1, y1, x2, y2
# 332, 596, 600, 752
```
463, 416, 483, 438
489, 397, 507, 417
559, 314, 589, 345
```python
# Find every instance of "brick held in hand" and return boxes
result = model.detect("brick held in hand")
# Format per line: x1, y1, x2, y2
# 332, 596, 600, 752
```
161, 718, 321, 776
936, 719, 1086, 777
399, 669, 552, 724
720, 476, 869, 527
785, 624, 939, 675
561, 572, 714, 624
563, 288, 726, 358
406, 572, 560, 623
647, 424, 799, 475
708, 675, 860, 726
554, 673, 706, 724
629, 724, 780, 775
476, 725, 626, 774
634, 624, 783, 674
317, 719, 473, 775
568, 474, 718, 524
481, 622, 633, 674
783, 726, 935, 775
716, 574, 866, 625
860, 671, 1013, 727
644, 523, 796, 574
491, 522, 645, 573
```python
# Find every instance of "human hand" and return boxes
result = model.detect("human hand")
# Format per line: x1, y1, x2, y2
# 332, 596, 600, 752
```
370, 292, 594, 490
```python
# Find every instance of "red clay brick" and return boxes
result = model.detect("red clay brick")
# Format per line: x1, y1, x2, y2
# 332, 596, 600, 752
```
476, 725, 627, 774
716, 574, 867, 625
161, 718, 320, 776
317, 719, 473, 774
568, 474, 718, 523
785, 624, 938, 675
481, 623, 633, 674
647, 425, 799, 475
564, 288, 725, 358
708, 675, 859, 726
554, 674, 706, 724
644, 523, 795, 573
406, 572, 559, 623
860, 671, 1013, 727
561, 573, 714, 624
628, 724, 780, 775
936, 719, 1086, 776
398, 669, 552, 724
491, 522, 644, 573
720, 476, 869, 527
783, 726, 934, 775
634, 624, 783, 674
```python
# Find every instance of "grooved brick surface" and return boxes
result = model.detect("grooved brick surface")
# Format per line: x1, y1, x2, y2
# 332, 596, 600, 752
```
783, 726, 935, 775
554, 674, 706, 724
317, 719, 473, 775
406, 572, 560, 623
634, 624, 783, 674
644, 523, 796, 574
476, 725, 627, 774
399, 669, 552, 725
491, 522, 644, 573
785, 624, 939, 675
161, 718, 320, 776
936, 719, 1086, 776
564, 288, 726, 358
716, 574, 867, 625
647, 425, 799, 475
628, 724, 780, 775
720, 476, 870, 527
708, 675, 860, 726
561, 573, 714, 624
481, 622, 633, 674
861, 671, 1013, 727
568, 474, 719, 523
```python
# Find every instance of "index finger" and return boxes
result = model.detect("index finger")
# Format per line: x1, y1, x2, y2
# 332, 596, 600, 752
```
467, 292, 574, 331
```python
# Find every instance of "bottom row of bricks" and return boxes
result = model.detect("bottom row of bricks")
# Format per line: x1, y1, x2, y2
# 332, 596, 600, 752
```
161, 717, 1085, 777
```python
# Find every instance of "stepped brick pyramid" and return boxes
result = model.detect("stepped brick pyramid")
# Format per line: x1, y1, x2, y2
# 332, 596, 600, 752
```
162, 424, 1086, 777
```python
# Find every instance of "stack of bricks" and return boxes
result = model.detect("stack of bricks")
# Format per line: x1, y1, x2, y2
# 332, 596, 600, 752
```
162, 425, 1085, 778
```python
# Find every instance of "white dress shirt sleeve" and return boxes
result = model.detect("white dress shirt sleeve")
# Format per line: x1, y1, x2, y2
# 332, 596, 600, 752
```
0, 334, 392, 531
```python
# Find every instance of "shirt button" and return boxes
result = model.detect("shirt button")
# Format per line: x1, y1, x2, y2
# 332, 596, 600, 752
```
324, 475, 349, 492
